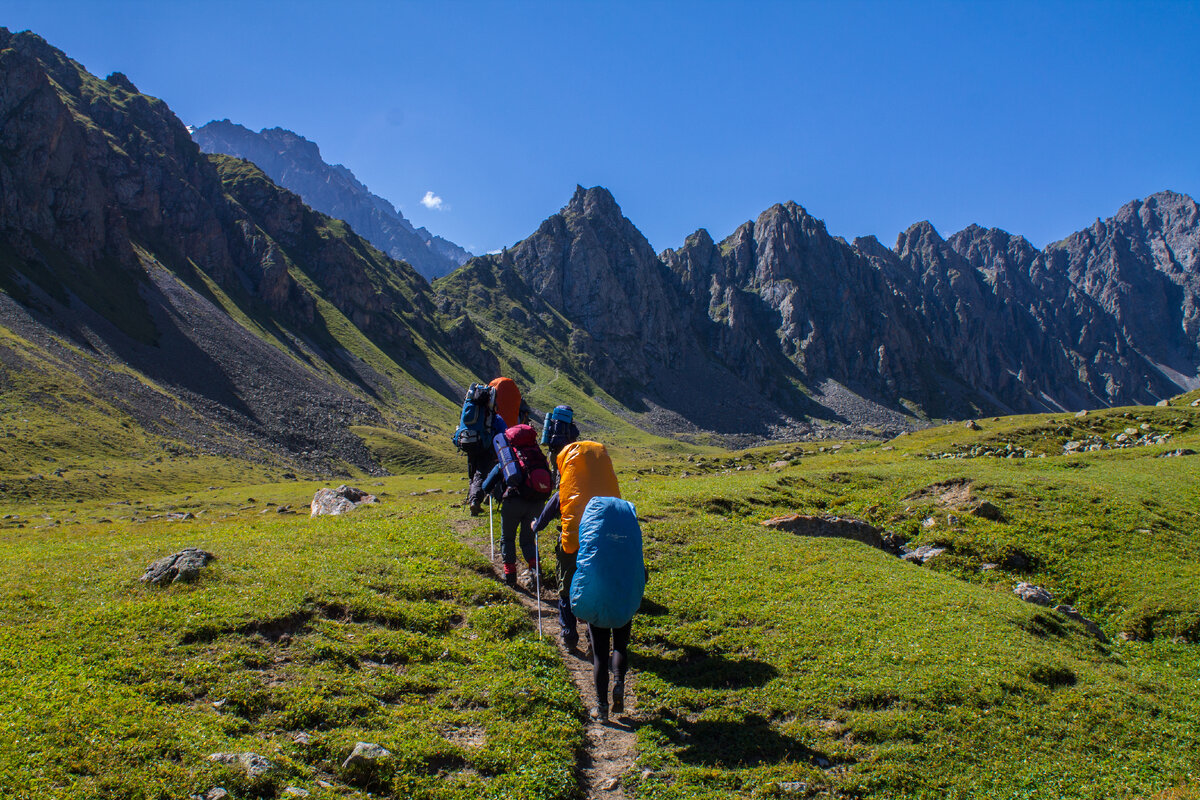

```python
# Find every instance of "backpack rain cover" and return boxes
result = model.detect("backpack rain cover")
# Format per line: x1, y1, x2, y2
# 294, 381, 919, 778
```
569, 496, 645, 629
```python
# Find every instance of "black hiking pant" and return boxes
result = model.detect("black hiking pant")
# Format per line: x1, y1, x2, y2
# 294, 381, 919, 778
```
587, 621, 631, 707
555, 541, 578, 636
467, 450, 497, 508
500, 494, 542, 568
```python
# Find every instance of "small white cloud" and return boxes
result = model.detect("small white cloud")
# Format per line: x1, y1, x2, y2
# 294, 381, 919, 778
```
421, 191, 444, 210
487, 248, 502, 255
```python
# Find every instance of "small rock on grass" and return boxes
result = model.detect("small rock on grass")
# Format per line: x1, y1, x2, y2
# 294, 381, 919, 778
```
342, 740, 391, 771
1014, 582, 1052, 606
208, 752, 275, 778
283, 788, 311, 797
141, 548, 214, 586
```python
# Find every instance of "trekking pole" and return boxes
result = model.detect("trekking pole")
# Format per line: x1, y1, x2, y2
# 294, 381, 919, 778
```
488, 496, 495, 561
534, 531, 543, 639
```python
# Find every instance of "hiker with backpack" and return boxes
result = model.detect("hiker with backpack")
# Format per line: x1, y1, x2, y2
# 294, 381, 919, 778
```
532, 440, 644, 721
540, 405, 580, 468
480, 421, 555, 590
453, 377, 529, 516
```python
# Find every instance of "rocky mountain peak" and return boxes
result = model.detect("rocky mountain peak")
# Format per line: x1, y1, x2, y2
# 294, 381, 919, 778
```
565, 185, 622, 221
194, 120, 470, 281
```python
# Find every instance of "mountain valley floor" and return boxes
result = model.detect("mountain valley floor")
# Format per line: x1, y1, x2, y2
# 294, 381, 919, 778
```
1, 397, 1199, 799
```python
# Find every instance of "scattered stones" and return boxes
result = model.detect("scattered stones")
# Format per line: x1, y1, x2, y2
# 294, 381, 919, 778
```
921, 516, 937, 528
777, 782, 809, 794
980, 562, 999, 571
310, 485, 377, 516
342, 740, 391, 774
900, 544, 947, 564
1075, 409, 1088, 418
293, 731, 311, 746
770, 460, 789, 469
283, 789, 311, 798
1157, 448, 1196, 458
141, 548, 214, 586
601, 777, 620, 790
1053, 605, 1106, 640
1191, 399, 1200, 407
276, 504, 293, 513
208, 752, 275, 779
1156, 399, 1169, 406
1014, 582, 1052, 606
964, 420, 980, 431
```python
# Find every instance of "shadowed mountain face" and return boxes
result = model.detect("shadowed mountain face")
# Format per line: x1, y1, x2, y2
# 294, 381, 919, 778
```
0, 29, 488, 473
193, 120, 471, 281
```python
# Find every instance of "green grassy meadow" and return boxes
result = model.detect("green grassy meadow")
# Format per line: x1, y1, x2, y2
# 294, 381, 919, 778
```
1, 400, 1199, 798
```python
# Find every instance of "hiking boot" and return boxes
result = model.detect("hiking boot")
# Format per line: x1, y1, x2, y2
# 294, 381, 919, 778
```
503, 570, 517, 588
611, 680, 625, 714
590, 703, 609, 722
469, 503, 483, 516
519, 568, 537, 593
562, 628, 579, 650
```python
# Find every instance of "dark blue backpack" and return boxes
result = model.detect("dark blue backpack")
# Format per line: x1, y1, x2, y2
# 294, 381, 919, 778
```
541, 405, 577, 452
452, 383, 495, 453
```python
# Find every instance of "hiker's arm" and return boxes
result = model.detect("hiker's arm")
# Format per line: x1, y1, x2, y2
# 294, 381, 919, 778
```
531, 494, 560, 533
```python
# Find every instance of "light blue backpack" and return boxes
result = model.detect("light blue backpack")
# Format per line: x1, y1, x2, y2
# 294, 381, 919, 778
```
570, 497, 645, 629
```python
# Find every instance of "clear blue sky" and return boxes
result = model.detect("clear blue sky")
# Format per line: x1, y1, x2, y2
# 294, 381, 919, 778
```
6, 1, 1199, 255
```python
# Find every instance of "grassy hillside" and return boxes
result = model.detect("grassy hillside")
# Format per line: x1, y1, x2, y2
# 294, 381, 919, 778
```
1, 402, 1198, 799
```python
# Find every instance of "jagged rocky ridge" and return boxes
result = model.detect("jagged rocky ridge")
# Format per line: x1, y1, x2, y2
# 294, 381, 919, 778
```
0, 29, 491, 472
193, 120, 471, 281
439, 185, 1199, 434
662, 192, 1200, 416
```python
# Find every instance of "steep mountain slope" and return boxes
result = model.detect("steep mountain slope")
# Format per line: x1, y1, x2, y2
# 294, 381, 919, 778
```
193, 120, 471, 281
0, 28, 485, 477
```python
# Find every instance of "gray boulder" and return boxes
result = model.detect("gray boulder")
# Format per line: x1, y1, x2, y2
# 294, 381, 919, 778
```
1014, 582, 1053, 606
141, 549, 214, 586
311, 485, 377, 516
342, 741, 391, 779
208, 752, 275, 779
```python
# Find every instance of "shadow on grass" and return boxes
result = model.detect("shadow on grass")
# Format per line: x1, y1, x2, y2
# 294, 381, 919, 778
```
636, 646, 777, 690
654, 712, 834, 768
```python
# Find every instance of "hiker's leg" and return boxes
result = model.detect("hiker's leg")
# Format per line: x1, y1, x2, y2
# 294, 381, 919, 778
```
499, 500, 519, 580
516, 499, 539, 567
467, 453, 496, 508
611, 620, 631, 682
589, 624, 612, 705
555, 543, 578, 641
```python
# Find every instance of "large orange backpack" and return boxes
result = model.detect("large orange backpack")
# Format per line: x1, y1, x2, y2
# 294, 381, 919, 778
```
556, 441, 621, 553
488, 377, 521, 428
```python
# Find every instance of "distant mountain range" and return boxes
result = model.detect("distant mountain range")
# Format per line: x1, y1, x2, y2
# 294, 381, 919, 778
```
1, 27, 1198, 472
192, 120, 471, 281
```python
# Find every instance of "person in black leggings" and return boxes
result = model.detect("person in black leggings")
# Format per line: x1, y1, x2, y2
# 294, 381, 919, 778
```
587, 620, 631, 721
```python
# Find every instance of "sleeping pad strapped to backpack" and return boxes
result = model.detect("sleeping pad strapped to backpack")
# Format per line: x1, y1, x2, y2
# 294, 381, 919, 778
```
570, 496, 646, 629
452, 383, 495, 452
555, 441, 620, 554
488, 377, 521, 432
492, 424, 554, 500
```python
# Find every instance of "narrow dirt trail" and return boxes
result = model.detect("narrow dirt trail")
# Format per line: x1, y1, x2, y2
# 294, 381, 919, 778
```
453, 517, 639, 798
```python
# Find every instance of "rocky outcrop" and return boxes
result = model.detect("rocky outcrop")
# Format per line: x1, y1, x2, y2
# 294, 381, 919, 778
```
194, 120, 470, 281
140, 549, 215, 585
311, 485, 377, 516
